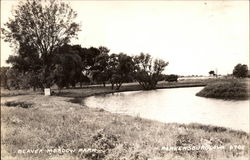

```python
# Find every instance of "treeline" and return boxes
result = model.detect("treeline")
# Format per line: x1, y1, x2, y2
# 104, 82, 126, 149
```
1, 44, 169, 91
0, 0, 170, 92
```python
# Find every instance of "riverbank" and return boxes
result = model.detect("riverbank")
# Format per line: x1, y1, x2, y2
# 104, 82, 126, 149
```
53, 79, 210, 98
1, 88, 249, 160
1, 79, 209, 98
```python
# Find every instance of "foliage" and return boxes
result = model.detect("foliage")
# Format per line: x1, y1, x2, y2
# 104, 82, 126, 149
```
52, 44, 83, 89
91, 46, 110, 87
232, 64, 248, 78
6, 44, 42, 72
1, 0, 80, 88
108, 53, 135, 90
2, 0, 173, 91
165, 74, 178, 82
23, 70, 44, 90
1, 0, 173, 91
75, 46, 105, 85
0, 67, 10, 89
208, 70, 215, 76
5, 68, 43, 90
2, 44, 113, 90
5, 68, 22, 90
50, 45, 111, 90
196, 80, 249, 100
134, 53, 168, 90
4, 101, 33, 108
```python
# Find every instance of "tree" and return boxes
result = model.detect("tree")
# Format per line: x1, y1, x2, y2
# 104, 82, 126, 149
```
6, 44, 42, 73
134, 53, 168, 90
4, 67, 43, 90
0, 67, 10, 89
75, 46, 112, 86
108, 53, 134, 90
233, 64, 248, 78
1, 0, 80, 88
25, 71, 44, 91
78, 47, 101, 84
91, 46, 110, 87
5, 68, 22, 90
209, 70, 215, 76
165, 74, 178, 82
52, 44, 83, 89
5, 43, 44, 90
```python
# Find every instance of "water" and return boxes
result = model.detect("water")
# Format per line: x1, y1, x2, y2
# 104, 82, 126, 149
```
84, 87, 249, 132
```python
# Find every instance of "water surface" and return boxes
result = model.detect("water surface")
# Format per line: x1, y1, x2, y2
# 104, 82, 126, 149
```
84, 87, 249, 132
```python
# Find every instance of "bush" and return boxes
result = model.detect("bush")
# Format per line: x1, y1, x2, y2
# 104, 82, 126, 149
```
4, 101, 33, 108
68, 98, 83, 104
196, 80, 249, 100
165, 74, 178, 82
6, 68, 43, 90
233, 64, 248, 78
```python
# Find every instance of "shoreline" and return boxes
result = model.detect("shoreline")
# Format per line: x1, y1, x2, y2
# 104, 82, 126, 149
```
58, 85, 206, 99
55, 81, 207, 98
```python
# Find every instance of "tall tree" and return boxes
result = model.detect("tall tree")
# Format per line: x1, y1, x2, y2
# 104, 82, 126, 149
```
134, 53, 168, 90
6, 44, 44, 90
108, 53, 134, 90
52, 44, 83, 89
78, 47, 101, 83
1, 0, 80, 88
6, 44, 42, 73
91, 46, 110, 87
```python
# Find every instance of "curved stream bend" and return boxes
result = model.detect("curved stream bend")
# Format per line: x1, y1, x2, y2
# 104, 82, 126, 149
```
84, 87, 249, 132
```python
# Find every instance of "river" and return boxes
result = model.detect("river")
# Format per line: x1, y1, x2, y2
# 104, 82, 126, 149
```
84, 87, 249, 132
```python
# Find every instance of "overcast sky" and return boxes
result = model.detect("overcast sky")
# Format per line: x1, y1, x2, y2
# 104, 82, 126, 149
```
1, 0, 249, 75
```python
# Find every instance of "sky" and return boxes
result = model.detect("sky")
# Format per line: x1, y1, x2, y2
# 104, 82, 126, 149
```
1, 0, 249, 76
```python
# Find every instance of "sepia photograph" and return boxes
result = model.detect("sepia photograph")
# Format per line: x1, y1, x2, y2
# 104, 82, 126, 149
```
0, 0, 249, 160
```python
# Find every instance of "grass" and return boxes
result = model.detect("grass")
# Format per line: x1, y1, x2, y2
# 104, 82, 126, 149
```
1, 92, 249, 160
1, 78, 249, 159
196, 79, 249, 100
52, 79, 211, 98
1, 79, 211, 98
0, 88, 43, 97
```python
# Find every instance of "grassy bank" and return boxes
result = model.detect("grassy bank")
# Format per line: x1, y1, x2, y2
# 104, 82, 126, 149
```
53, 79, 209, 98
1, 93, 249, 160
1, 79, 210, 98
196, 79, 249, 100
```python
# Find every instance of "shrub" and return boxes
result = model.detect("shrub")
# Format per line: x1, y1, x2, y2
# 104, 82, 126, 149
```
233, 64, 248, 78
165, 74, 178, 82
68, 98, 83, 104
4, 101, 33, 108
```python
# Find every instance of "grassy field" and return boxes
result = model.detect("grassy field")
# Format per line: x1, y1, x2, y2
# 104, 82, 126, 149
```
1, 78, 249, 160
